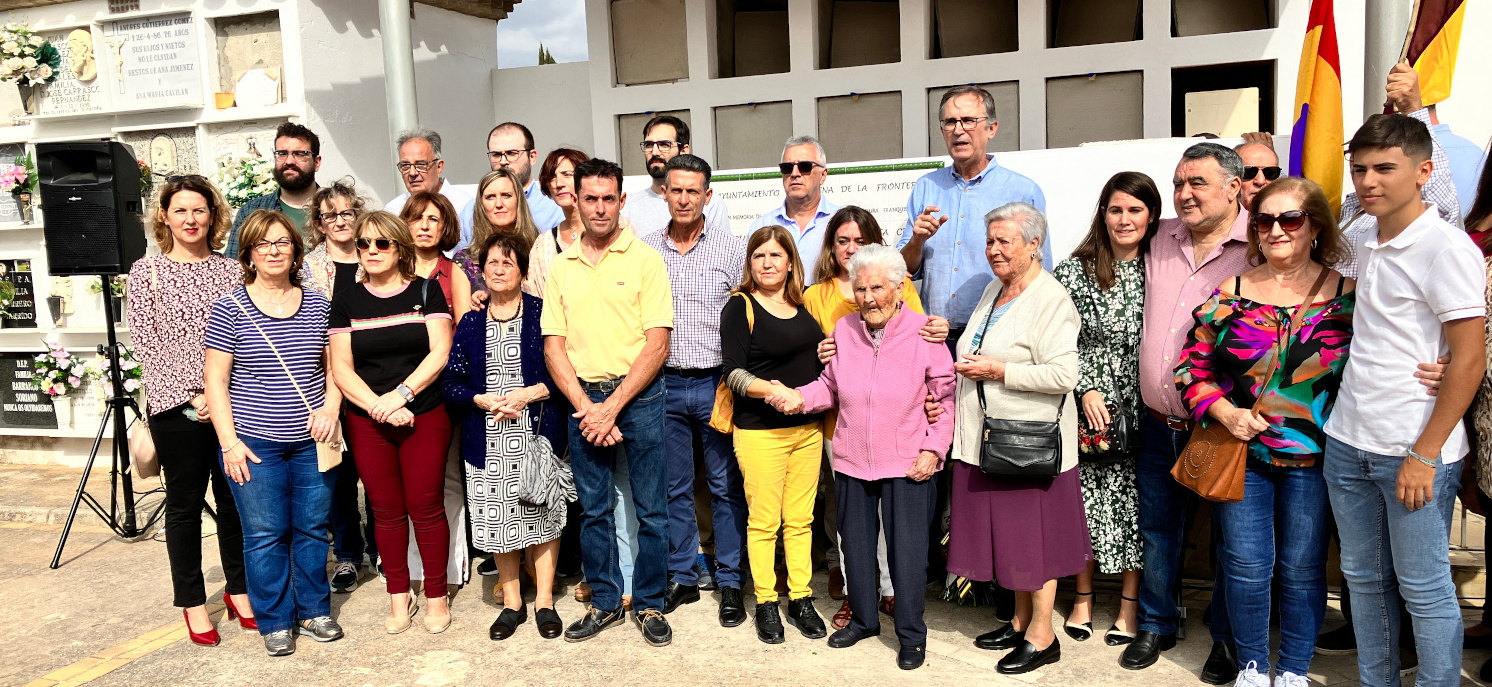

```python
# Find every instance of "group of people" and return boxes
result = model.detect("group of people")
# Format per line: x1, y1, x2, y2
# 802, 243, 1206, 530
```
123, 66, 1492, 685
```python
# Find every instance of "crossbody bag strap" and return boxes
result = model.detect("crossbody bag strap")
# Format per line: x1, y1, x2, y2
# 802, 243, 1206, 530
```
1250, 267, 1333, 414
973, 298, 997, 413
231, 290, 321, 416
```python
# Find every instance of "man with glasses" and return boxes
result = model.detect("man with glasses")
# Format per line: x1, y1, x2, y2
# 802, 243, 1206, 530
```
384, 127, 474, 254
620, 115, 730, 235
455, 122, 565, 254
1233, 138, 1281, 210
748, 135, 839, 285
225, 122, 323, 258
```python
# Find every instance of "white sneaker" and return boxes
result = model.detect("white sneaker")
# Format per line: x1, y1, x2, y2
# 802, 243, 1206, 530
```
1274, 671, 1311, 687
1235, 662, 1270, 687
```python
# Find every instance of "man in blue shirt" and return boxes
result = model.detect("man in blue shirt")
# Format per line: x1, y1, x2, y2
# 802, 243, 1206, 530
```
457, 122, 565, 254
748, 135, 840, 285
1426, 105, 1487, 216
897, 85, 1049, 336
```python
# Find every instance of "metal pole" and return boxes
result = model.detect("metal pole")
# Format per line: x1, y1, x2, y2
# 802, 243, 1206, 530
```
379, 0, 419, 185
1363, 0, 1412, 118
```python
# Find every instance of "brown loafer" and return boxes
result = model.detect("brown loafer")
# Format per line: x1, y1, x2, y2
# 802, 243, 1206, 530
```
879, 596, 895, 617
832, 600, 852, 629
573, 582, 592, 603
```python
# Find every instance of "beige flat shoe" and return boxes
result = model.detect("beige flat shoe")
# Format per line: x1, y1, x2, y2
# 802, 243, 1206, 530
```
424, 598, 452, 634
385, 594, 417, 634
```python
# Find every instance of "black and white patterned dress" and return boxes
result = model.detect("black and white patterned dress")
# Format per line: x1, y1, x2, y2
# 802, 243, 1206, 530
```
464, 314, 563, 553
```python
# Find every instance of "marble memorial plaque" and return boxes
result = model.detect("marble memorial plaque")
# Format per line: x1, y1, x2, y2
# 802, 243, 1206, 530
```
36, 28, 105, 116
103, 13, 203, 109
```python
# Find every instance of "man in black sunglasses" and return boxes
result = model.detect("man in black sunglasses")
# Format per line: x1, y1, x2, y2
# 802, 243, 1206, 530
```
747, 135, 838, 285
1234, 138, 1280, 211
225, 122, 322, 258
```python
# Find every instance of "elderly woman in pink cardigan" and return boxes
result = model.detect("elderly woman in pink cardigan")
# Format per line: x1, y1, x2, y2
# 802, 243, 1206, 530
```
770, 244, 957, 671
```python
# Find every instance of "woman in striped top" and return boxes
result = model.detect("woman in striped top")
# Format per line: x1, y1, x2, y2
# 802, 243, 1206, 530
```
204, 210, 344, 656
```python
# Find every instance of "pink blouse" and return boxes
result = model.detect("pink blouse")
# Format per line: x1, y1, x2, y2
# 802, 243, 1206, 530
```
126, 253, 243, 415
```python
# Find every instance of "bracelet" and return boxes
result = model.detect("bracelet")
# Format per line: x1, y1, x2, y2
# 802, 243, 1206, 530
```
1407, 448, 1438, 467
223, 439, 242, 453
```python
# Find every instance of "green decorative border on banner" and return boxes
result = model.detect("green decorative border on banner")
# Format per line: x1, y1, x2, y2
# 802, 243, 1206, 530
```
713, 160, 945, 183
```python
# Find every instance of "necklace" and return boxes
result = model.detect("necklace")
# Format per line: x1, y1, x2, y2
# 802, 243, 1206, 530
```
488, 298, 522, 323
252, 285, 296, 317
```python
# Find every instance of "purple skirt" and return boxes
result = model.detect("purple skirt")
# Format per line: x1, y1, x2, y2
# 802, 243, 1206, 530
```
947, 461, 1094, 591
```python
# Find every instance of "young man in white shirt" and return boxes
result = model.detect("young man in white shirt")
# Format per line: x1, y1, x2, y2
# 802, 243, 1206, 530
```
1322, 113, 1488, 687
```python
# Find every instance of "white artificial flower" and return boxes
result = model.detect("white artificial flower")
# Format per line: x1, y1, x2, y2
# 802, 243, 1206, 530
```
29, 35, 43, 47
34, 64, 50, 80
21, 57, 35, 69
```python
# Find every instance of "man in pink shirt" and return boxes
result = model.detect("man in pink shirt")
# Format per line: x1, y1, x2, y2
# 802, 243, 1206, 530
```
1122, 143, 1252, 683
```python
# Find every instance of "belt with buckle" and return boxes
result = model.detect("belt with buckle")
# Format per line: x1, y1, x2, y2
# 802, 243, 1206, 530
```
664, 366, 720, 379
580, 377, 624, 394
1146, 407, 1194, 432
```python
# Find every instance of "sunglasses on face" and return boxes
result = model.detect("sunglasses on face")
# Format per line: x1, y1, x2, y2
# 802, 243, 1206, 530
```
355, 237, 400, 252
1243, 166, 1283, 181
1253, 210, 1309, 232
779, 161, 824, 176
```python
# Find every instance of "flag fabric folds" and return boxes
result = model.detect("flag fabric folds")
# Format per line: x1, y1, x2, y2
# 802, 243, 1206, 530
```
1401, 0, 1466, 106
1289, 0, 1344, 215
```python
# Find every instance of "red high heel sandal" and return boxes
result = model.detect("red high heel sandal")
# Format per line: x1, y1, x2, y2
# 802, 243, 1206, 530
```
183, 609, 221, 646
223, 593, 258, 631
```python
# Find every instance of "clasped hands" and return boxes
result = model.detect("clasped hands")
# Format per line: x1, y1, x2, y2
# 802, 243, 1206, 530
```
474, 388, 536, 421
763, 381, 805, 415
574, 400, 624, 447
369, 390, 413, 426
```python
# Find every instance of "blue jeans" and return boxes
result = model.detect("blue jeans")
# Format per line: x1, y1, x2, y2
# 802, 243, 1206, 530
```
615, 454, 639, 595
1215, 462, 1328, 675
569, 375, 669, 613
1136, 413, 1232, 640
1324, 435, 1464, 687
663, 371, 746, 588
225, 437, 336, 635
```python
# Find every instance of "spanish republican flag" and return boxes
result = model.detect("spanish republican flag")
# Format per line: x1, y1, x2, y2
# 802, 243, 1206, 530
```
1402, 0, 1466, 105
1289, 0, 1343, 214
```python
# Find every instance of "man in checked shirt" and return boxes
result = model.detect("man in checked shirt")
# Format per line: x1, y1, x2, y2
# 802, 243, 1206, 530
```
639, 154, 751, 628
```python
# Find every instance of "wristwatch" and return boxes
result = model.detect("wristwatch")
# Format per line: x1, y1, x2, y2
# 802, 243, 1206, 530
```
395, 383, 415, 403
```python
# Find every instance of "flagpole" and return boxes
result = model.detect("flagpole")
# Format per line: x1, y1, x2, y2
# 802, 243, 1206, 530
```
1363, 0, 1412, 118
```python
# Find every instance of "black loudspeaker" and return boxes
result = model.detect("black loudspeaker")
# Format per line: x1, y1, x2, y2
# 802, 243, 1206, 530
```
36, 141, 146, 276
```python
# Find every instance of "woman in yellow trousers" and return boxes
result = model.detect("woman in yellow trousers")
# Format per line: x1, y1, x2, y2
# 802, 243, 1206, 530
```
720, 225, 828, 645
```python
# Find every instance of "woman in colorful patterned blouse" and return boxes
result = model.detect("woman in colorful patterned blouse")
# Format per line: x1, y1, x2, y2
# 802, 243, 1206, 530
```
1051, 171, 1160, 647
1174, 177, 1354, 687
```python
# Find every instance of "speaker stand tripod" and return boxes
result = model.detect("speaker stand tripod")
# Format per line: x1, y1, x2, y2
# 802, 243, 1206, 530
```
50, 278, 164, 569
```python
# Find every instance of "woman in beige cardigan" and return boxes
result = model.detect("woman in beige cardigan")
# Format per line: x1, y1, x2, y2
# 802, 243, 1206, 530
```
946, 202, 1091, 675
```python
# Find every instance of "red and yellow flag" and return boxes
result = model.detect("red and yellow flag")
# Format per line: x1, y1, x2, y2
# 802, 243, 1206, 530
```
1289, 0, 1344, 214
1401, 0, 1466, 105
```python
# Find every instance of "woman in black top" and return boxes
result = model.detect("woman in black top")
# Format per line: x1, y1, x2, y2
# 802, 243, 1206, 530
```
721, 224, 828, 645
329, 211, 454, 635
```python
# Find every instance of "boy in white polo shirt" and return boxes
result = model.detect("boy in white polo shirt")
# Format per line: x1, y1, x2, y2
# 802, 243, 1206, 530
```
1323, 113, 1487, 687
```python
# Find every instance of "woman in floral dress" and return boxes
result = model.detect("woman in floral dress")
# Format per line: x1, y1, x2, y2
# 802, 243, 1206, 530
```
1052, 171, 1160, 645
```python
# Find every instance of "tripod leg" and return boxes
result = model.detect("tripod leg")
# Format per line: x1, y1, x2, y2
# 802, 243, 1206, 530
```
50, 404, 116, 569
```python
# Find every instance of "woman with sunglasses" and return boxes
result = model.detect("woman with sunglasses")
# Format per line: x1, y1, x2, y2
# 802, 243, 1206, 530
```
1174, 177, 1354, 687
127, 175, 254, 646
330, 211, 455, 635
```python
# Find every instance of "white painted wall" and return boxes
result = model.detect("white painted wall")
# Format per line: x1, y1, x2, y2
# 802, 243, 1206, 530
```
490, 60, 595, 158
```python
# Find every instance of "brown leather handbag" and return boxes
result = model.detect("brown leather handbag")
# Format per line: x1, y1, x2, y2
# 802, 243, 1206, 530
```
1172, 268, 1330, 502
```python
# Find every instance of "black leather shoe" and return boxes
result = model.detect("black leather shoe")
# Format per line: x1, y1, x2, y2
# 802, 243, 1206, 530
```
489, 605, 527, 641
635, 608, 672, 647
563, 605, 624, 642
827, 624, 881, 648
897, 643, 926, 670
755, 601, 785, 644
1479, 655, 1492, 683
1119, 631, 1177, 670
997, 638, 1061, 674
974, 623, 1025, 651
993, 586, 1016, 624
718, 587, 747, 628
786, 597, 827, 639
1199, 641, 1238, 685
535, 607, 563, 639
663, 581, 700, 614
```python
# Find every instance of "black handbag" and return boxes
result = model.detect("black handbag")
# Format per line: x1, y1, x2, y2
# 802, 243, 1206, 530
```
970, 299, 1063, 480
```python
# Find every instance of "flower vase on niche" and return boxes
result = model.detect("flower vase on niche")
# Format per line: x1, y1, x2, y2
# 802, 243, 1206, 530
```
52, 394, 72, 429
46, 295, 63, 325
16, 84, 35, 115
15, 192, 32, 224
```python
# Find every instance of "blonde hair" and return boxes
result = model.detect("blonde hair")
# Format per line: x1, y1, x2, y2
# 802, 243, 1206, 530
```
150, 175, 232, 253
735, 225, 806, 307
306, 177, 368, 250
354, 210, 417, 282
468, 167, 538, 265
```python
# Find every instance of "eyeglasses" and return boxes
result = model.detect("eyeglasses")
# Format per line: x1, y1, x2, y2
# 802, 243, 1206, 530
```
1253, 210, 1309, 232
355, 237, 400, 252
778, 161, 824, 176
939, 116, 989, 132
318, 209, 357, 224
396, 160, 437, 173
273, 150, 314, 161
1243, 166, 1283, 181
640, 140, 677, 153
251, 239, 295, 254
487, 149, 531, 163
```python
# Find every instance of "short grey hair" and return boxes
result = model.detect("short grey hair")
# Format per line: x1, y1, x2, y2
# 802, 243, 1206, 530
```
1182, 142, 1244, 185
938, 85, 997, 122
396, 127, 443, 159
847, 244, 908, 288
783, 135, 827, 165
984, 202, 1047, 248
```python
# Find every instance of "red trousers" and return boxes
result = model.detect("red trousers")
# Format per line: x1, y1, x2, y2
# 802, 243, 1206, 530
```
345, 406, 452, 596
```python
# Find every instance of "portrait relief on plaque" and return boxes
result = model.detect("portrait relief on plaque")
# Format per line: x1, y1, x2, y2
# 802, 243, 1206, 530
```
67, 29, 96, 82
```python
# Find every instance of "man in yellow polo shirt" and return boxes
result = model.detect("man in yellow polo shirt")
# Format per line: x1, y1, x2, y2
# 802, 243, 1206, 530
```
542, 158, 675, 647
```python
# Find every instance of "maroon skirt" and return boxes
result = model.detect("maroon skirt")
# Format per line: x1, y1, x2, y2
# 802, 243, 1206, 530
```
947, 460, 1093, 591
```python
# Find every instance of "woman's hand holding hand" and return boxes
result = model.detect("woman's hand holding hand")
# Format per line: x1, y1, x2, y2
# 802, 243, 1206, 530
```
221, 439, 261, 485
1081, 391, 1111, 432
907, 450, 940, 481
919, 316, 950, 344
473, 393, 502, 413
369, 390, 408, 423
385, 408, 415, 427
767, 387, 805, 415
1220, 406, 1269, 442
954, 354, 1005, 382
925, 394, 943, 424
191, 394, 212, 422
817, 337, 837, 365
1416, 355, 1449, 396
308, 406, 340, 443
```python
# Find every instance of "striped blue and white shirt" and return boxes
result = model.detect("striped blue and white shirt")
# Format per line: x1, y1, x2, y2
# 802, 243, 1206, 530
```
206, 287, 331, 442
